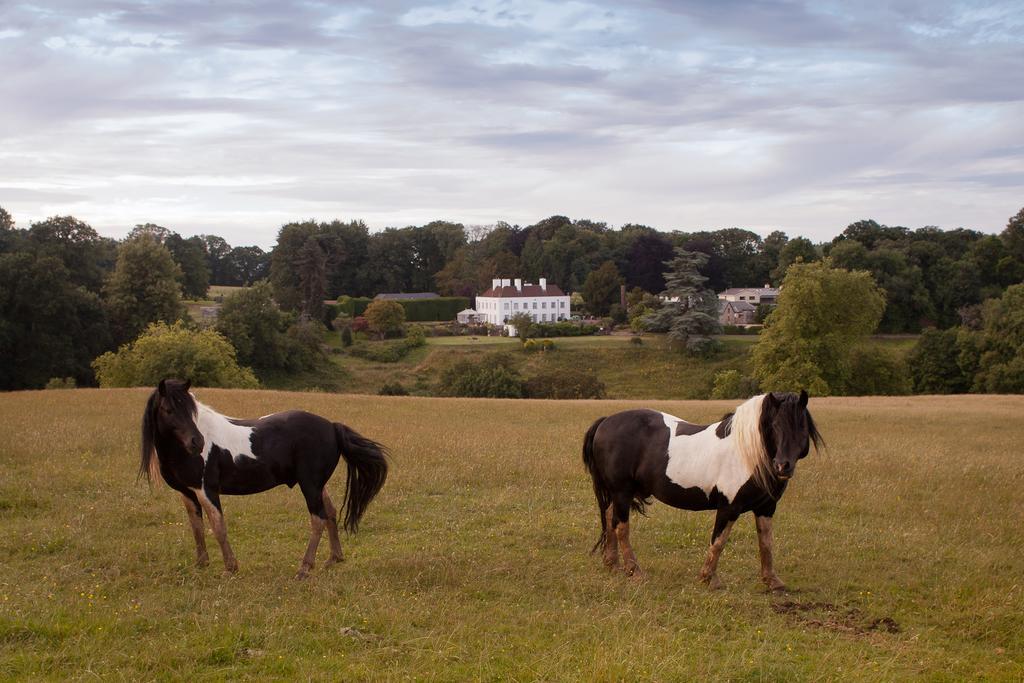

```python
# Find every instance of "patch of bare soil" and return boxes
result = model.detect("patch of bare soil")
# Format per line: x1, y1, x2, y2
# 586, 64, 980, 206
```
771, 600, 901, 635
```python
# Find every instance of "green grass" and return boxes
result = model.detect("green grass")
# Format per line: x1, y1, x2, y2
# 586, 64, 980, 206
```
1, 390, 1020, 680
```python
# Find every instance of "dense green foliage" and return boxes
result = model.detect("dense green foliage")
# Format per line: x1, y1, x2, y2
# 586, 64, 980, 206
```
580, 260, 623, 316
956, 283, 1024, 393
104, 236, 188, 345
754, 260, 886, 394
438, 352, 524, 398
907, 328, 970, 394
364, 300, 406, 340
710, 369, 759, 399
215, 282, 324, 374
92, 321, 258, 388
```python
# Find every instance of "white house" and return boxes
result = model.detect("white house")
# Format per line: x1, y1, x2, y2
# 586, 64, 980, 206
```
718, 285, 779, 305
475, 278, 571, 333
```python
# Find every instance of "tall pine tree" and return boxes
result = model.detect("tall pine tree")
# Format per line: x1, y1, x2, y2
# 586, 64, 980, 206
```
645, 247, 721, 355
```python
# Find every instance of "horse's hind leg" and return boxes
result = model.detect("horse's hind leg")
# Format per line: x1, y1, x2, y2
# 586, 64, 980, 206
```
699, 509, 736, 590
612, 495, 643, 578
296, 482, 328, 579
755, 515, 786, 592
321, 488, 344, 567
602, 505, 619, 569
180, 492, 209, 567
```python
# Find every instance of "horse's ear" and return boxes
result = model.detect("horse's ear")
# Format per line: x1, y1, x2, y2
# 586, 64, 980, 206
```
798, 389, 808, 408
158, 379, 167, 396
184, 379, 191, 392
764, 392, 779, 409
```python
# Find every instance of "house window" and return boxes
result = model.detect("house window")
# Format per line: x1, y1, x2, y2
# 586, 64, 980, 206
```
560, 301, 565, 308
541, 302, 546, 309
533, 302, 538, 309
503, 302, 508, 310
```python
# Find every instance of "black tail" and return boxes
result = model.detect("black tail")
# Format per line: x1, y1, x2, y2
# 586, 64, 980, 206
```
582, 417, 610, 554
335, 423, 389, 532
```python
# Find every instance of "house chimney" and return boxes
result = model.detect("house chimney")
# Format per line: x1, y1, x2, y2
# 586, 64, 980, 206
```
539, 277, 547, 291
764, 283, 770, 289
514, 278, 522, 291
492, 278, 500, 290
501, 278, 510, 288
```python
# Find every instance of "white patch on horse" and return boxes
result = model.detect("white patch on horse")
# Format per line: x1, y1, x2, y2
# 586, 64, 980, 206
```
195, 400, 257, 464
659, 395, 767, 503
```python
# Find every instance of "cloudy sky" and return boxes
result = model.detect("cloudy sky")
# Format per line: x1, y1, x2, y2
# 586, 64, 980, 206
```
1, 1, 1022, 248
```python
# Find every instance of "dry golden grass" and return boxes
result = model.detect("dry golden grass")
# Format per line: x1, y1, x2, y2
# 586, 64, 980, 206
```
1, 390, 1022, 680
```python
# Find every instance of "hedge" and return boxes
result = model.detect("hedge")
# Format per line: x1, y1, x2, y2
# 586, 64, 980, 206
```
337, 296, 471, 322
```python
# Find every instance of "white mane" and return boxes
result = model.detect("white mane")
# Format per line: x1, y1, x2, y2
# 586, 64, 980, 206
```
730, 393, 771, 492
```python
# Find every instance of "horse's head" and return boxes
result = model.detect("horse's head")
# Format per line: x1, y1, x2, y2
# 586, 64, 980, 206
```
761, 390, 823, 481
148, 378, 204, 457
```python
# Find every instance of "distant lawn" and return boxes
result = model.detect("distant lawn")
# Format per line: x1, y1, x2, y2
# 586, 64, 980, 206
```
425, 336, 519, 347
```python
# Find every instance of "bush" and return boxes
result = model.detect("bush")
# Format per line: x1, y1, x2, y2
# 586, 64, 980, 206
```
348, 341, 412, 363
721, 325, 761, 335
340, 326, 354, 347
524, 368, 605, 399
907, 328, 969, 394
438, 353, 523, 398
336, 296, 373, 317
350, 316, 368, 334
844, 345, 911, 396
45, 377, 77, 390
523, 338, 556, 353
629, 336, 643, 345
405, 324, 426, 347
398, 297, 471, 322
711, 369, 759, 399
364, 300, 406, 340
525, 322, 598, 338
92, 321, 259, 388
378, 381, 409, 396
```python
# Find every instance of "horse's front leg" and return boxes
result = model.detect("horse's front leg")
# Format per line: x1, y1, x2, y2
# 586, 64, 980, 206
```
699, 508, 736, 590
194, 486, 239, 574
755, 515, 786, 592
180, 492, 209, 567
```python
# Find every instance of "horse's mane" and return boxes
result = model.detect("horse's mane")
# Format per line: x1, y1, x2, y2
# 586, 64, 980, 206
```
140, 383, 197, 485
730, 394, 772, 493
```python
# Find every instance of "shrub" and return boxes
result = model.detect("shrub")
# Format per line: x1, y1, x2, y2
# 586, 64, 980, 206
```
438, 353, 523, 398
721, 325, 761, 335
524, 368, 605, 399
907, 328, 969, 394
45, 377, 77, 390
630, 336, 643, 345
844, 345, 911, 396
348, 341, 411, 363
525, 322, 598, 338
523, 338, 556, 353
405, 324, 427, 347
340, 326, 354, 348
378, 381, 409, 396
364, 300, 406, 340
350, 316, 369, 333
711, 369, 759, 399
92, 321, 258, 388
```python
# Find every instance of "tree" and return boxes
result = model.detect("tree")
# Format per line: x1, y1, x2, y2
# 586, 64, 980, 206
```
772, 237, 818, 283
165, 233, 210, 299
296, 235, 327, 319
0, 206, 13, 231
92, 321, 258, 388
508, 312, 534, 340
200, 234, 233, 285
363, 300, 406, 340
753, 259, 886, 394
908, 328, 970, 394
27, 215, 116, 292
0, 253, 111, 389
644, 248, 721, 356
581, 261, 623, 316
438, 352, 523, 398
999, 207, 1024, 262
957, 283, 1024, 393
223, 246, 269, 286
105, 236, 187, 345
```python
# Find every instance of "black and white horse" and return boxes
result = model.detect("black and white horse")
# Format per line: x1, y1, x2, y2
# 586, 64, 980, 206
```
582, 391, 822, 589
141, 379, 389, 578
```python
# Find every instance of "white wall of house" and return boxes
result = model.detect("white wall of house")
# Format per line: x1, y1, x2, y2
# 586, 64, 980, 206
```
475, 278, 571, 329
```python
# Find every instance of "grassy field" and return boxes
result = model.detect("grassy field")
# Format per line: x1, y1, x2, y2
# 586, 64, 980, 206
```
1, 390, 1021, 680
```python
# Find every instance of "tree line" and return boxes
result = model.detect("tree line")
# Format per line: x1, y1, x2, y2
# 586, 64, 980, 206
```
1, 204, 1023, 390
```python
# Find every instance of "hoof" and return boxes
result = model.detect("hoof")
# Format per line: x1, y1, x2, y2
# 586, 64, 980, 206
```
602, 556, 619, 570
324, 555, 344, 568
196, 556, 209, 568
624, 564, 645, 580
223, 561, 239, 574
700, 573, 723, 590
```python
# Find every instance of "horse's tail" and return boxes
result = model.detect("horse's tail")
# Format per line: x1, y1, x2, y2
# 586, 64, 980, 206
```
582, 416, 610, 554
334, 423, 389, 532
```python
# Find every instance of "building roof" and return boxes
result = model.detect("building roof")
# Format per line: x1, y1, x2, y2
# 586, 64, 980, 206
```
478, 284, 566, 298
373, 292, 440, 300
457, 309, 477, 315
719, 286, 779, 296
